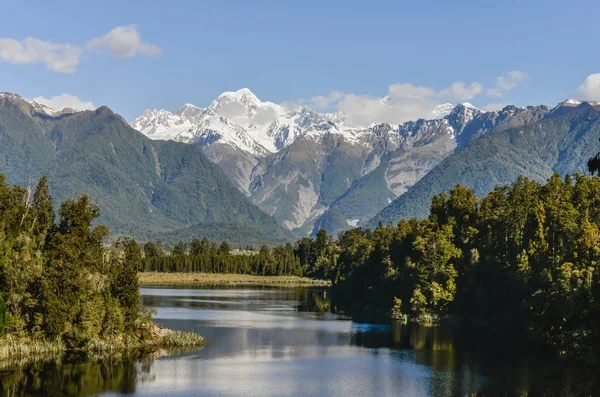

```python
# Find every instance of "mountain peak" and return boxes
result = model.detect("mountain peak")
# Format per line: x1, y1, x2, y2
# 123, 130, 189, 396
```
217, 88, 260, 104
0, 92, 65, 117
178, 103, 202, 111
559, 99, 583, 107
461, 102, 479, 110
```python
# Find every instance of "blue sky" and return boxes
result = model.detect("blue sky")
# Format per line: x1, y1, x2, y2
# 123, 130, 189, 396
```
2, 0, 600, 121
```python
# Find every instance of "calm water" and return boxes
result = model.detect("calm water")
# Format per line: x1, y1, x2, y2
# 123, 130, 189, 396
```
0, 285, 594, 396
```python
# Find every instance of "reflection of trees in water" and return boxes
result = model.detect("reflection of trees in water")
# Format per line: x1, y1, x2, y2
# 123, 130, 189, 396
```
353, 323, 599, 395
296, 288, 334, 313
0, 349, 183, 397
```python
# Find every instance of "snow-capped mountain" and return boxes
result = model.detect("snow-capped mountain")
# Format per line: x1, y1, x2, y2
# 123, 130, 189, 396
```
131, 88, 575, 237
130, 88, 493, 235
131, 88, 455, 158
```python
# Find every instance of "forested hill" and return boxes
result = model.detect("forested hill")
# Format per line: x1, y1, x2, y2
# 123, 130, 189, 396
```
370, 102, 600, 226
0, 93, 294, 244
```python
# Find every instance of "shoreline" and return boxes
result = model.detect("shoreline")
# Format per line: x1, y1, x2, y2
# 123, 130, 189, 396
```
138, 272, 331, 287
0, 325, 204, 362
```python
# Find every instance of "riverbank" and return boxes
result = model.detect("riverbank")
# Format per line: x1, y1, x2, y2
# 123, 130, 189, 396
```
138, 272, 330, 286
0, 325, 204, 361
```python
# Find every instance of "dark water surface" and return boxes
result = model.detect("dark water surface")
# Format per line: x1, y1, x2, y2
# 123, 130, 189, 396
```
0, 285, 594, 396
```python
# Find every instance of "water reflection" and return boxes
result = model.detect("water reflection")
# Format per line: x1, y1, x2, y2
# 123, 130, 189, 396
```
0, 351, 154, 397
0, 286, 596, 396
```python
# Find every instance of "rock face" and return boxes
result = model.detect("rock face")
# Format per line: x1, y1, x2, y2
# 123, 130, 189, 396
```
131, 89, 552, 236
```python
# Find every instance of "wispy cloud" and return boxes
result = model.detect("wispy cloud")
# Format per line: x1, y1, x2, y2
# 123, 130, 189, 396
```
437, 82, 483, 102
87, 25, 162, 58
482, 103, 511, 112
309, 91, 345, 110
32, 93, 95, 111
0, 37, 82, 73
487, 70, 528, 98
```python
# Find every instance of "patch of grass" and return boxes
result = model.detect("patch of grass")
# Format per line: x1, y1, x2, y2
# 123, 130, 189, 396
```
0, 326, 204, 362
138, 272, 330, 287
161, 330, 204, 348
0, 335, 65, 360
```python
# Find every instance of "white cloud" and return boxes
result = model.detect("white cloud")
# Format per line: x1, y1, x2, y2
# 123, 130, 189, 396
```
279, 99, 304, 112
487, 70, 528, 98
437, 82, 483, 102
300, 71, 526, 127
32, 93, 95, 111
0, 37, 82, 73
326, 84, 439, 127
482, 103, 511, 112
309, 91, 344, 110
305, 81, 481, 127
575, 73, 600, 101
387, 83, 436, 100
0, 25, 160, 73
87, 26, 162, 58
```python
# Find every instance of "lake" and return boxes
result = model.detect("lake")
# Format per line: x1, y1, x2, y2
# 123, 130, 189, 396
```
0, 285, 593, 396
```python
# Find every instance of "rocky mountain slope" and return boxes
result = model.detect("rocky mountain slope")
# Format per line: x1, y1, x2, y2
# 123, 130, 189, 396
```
369, 100, 600, 227
0, 93, 294, 244
133, 89, 553, 236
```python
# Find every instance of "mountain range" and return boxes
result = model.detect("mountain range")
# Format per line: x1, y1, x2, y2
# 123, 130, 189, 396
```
369, 100, 600, 227
133, 89, 588, 237
0, 92, 294, 244
132, 89, 467, 235
2, 88, 599, 244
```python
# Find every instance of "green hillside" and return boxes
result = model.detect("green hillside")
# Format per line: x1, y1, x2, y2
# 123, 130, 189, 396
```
370, 103, 600, 226
0, 94, 293, 244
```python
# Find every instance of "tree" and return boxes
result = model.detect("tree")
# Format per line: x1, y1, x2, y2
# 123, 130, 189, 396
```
111, 238, 142, 331
29, 176, 54, 244
144, 240, 165, 258
172, 241, 187, 256
189, 238, 202, 255
218, 241, 231, 255
588, 138, 600, 175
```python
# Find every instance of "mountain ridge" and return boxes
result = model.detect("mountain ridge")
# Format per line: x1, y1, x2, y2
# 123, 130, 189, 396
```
368, 101, 600, 227
0, 92, 294, 244
130, 89, 492, 235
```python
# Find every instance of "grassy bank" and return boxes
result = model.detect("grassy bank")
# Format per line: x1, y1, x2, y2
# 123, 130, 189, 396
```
138, 272, 330, 286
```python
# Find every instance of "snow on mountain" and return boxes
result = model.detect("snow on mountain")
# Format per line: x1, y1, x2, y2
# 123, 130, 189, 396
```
130, 88, 459, 157
433, 103, 455, 118
131, 108, 196, 141
0, 92, 79, 117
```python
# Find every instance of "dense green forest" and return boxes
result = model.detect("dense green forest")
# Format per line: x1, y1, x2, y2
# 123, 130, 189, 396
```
301, 173, 600, 356
140, 238, 303, 276
130, 171, 600, 358
0, 174, 201, 356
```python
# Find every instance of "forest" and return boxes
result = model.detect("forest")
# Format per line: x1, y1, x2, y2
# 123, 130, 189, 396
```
132, 171, 600, 358
4, 169, 600, 360
301, 173, 600, 357
140, 239, 304, 276
0, 174, 201, 356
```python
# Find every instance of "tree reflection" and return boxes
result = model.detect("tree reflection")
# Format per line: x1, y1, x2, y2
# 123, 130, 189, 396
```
0, 348, 200, 397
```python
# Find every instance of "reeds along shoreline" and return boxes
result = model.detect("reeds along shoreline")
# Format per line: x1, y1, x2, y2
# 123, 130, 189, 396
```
0, 326, 205, 361
138, 272, 330, 286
